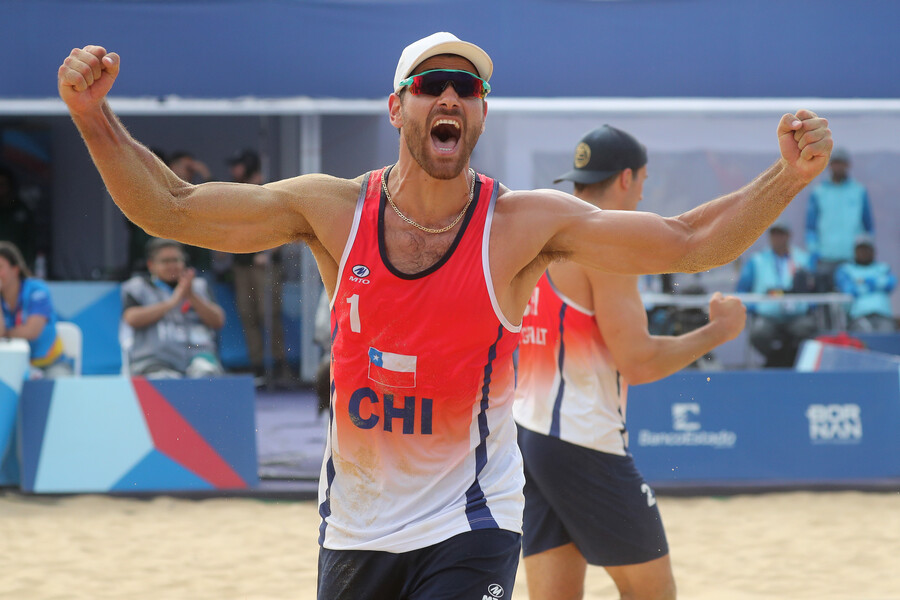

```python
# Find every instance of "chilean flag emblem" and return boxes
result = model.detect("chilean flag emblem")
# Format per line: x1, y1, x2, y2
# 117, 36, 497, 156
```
368, 347, 417, 388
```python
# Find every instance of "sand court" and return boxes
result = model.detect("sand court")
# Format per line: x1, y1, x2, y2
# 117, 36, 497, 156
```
1, 490, 898, 599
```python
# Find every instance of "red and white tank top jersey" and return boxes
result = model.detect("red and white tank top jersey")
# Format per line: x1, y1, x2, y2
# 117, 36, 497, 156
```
513, 272, 629, 455
319, 167, 523, 552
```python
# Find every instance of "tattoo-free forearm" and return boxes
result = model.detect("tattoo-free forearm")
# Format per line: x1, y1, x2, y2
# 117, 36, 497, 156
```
624, 321, 733, 385
71, 101, 189, 239
671, 160, 809, 273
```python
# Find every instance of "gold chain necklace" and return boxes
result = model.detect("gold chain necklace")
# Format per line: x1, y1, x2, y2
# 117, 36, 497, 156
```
382, 165, 476, 234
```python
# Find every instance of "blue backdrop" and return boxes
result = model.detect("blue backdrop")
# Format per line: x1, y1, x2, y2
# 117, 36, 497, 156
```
4, 0, 899, 100
629, 370, 900, 488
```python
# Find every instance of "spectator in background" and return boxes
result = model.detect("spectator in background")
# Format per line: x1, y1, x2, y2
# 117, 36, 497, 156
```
227, 149, 291, 388
121, 238, 225, 378
0, 241, 72, 378
0, 166, 37, 270
835, 235, 897, 333
805, 148, 874, 287
737, 222, 817, 367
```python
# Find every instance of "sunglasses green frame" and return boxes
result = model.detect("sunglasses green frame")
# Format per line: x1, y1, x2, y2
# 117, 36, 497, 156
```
398, 69, 492, 98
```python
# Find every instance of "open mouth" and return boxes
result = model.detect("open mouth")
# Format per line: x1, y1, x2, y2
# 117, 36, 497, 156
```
431, 118, 461, 153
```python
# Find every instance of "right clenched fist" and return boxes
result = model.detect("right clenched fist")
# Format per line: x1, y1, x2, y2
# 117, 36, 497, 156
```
708, 291, 746, 342
58, 45, 120, 115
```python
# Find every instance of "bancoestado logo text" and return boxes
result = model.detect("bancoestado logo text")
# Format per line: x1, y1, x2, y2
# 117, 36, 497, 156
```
636, 402, 737, 449
806, 403, 863, 444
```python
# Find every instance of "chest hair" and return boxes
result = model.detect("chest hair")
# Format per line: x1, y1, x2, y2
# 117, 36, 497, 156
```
383, 225, 459, 274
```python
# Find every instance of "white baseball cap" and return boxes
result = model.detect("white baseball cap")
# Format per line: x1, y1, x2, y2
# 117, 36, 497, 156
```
393, 32, 493, 93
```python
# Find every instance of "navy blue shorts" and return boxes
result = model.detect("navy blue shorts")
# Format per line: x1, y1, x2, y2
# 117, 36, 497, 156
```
518, 426, 668, 566
317, 529, 521, 600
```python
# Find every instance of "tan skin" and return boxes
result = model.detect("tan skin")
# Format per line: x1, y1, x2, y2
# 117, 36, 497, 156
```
58, 46, 832, 326
169, 155, 211, 184
122, 246, 225, 331
59, 44, 830, 592
524, 166, 747, 600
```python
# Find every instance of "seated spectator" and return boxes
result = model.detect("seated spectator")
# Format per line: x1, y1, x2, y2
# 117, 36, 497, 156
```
0, 241, 73, 378
835, 235, 897, 333
737, 222, 817, 367
121, 238, 225, 378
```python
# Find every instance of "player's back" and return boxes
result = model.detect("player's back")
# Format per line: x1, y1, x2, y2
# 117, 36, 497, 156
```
514, 268, 628, 455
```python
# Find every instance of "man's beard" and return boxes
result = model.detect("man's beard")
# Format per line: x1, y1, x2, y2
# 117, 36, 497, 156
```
401, 107, 481, 180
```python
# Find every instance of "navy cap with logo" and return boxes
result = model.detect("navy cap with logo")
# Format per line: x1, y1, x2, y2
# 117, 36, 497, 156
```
554, 125, 648, 184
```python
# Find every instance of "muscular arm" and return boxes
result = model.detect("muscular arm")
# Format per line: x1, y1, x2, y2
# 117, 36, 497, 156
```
554, 159, 813, 275
587, 270, 745, 385
512, 111, 831, 276
59, 46, 351, 255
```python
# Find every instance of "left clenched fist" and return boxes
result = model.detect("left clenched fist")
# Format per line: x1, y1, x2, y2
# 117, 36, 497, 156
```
708, 291, 746, 342
58, 45, 120, 116
777, 109, 833, 183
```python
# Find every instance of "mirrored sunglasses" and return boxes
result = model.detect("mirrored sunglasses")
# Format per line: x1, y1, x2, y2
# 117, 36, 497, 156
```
398, 69, 491, 99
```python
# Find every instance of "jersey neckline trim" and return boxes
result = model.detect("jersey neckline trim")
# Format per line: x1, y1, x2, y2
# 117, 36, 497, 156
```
377, 165, 482, 281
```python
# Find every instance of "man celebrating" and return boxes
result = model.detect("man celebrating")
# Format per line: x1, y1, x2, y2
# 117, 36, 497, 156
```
58, 32, 831, 598
514, 125, 746, 600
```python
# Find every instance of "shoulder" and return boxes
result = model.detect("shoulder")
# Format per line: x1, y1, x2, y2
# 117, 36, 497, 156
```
495, 187, 598, 224
23, 278, 50, 296
791, 246, 811, 262
122, 275, 148, 289
121, 275, 154, 298
22, 278, 51, 306
266, 172, 364, 202
583, 267, 640, 308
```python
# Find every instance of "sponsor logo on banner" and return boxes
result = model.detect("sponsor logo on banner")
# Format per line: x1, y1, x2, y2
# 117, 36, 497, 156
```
368, 347, 417, 388
806, 403, 863, 444
637, 402, 737, 449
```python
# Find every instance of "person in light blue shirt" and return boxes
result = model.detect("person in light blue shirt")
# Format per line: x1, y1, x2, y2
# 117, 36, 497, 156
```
835, 235, 897, 333
737, 223, 817, 367
0, 241, 72, 377
805, 148, 874, 287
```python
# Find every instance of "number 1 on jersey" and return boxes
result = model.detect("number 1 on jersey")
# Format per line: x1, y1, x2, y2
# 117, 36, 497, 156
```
347, 294, 361, 333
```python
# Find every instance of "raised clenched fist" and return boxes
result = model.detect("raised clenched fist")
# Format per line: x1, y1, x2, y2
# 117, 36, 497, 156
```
58, 45, 120, 115
708, 291, 746, 342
